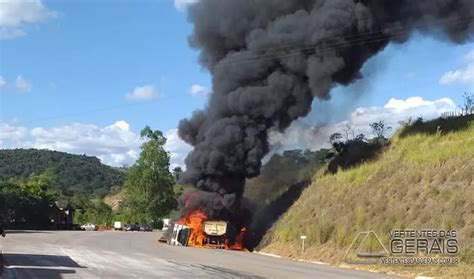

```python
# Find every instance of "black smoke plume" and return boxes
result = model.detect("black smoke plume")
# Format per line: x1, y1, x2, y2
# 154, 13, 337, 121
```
177, 0, 474, 241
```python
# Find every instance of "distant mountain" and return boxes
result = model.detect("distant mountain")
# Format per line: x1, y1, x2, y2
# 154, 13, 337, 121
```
0, 149, 126, 197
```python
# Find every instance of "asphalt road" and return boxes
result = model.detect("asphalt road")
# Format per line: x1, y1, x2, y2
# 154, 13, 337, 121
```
1, 231, 398, 279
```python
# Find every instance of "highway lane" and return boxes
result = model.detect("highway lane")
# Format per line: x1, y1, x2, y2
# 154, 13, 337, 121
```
1, 231, 398, 278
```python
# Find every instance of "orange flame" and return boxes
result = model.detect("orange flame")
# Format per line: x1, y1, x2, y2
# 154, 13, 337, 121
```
177, 209, 208, 248
177, 209, 247, 251
226, 227, 247, 250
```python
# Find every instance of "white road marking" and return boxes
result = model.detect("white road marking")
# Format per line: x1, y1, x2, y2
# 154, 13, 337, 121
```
254, 251, 282, 258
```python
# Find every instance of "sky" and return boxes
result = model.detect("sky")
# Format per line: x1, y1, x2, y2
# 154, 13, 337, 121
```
0, 0, 473, 168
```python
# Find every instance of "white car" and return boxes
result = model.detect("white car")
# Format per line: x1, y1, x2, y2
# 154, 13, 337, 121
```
81, 223, 98, 231
114, 221, 124, 231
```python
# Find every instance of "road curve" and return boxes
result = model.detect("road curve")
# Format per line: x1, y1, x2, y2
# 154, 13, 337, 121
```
1, 231, 398, 279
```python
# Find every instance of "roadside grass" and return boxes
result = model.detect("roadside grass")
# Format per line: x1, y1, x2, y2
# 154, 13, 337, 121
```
261, 116, 474, 278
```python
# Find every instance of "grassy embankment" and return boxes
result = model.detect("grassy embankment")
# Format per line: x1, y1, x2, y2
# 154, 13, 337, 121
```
261, 115, 474, 278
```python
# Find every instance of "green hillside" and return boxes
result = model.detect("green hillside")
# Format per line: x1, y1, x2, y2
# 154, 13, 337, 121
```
0, 149, 126, 196
261, 115, 474, 278
244, 149, 329, 204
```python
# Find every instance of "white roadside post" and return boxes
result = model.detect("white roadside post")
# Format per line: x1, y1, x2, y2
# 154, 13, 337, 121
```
300, 235, 307, 254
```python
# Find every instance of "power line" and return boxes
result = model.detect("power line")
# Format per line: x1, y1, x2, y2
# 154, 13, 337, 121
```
216, 15, 474, 61
207, 16, 474, 70
226, 15, 473, 57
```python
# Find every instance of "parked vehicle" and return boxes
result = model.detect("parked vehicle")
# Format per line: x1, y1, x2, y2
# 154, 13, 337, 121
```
114, 221, 124, 231
80, 223, 98, 231
124, 224, 139, 231
139, 224, 153, 232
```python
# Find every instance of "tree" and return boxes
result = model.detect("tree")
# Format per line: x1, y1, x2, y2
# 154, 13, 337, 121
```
328, 133, 345, 154
121, 126, 177, 224
0, 181, 23, 223
462, 92, 474, 113
172, 166, 183, 182
21, 169, 61, 201
342, 124, 355, 141
1, 171, 61, 228
83, 201, 113, 225
329, 133, 343, 145
354, 133, 366, 142
73, 210, 86, 225
369, 121, 392, 139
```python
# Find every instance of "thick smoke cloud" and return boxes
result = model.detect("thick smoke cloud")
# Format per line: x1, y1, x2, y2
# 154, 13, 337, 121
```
178, 0, 474, 219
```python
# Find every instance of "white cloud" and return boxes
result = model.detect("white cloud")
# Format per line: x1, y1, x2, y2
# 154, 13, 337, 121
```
0, 120, 193, 168
0, 76, 5, 88
114, 120, 130, 131
125, 84, 158, 101
15, 75, 32, 92
174, 0, 199, 11
0, 120, 142, 166
164, 128, 193, 170
269, 97, 457, 154
188, 84, 209, 97
29, 121, 143, 166
439, 49, 474, 86
0, 0, 56, 39
0, 122, 28, 141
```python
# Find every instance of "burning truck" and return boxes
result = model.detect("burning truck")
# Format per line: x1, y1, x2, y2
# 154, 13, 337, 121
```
168, 209, 247, 250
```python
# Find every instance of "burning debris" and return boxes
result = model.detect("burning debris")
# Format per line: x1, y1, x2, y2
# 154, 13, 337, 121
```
175, 0, 474, 249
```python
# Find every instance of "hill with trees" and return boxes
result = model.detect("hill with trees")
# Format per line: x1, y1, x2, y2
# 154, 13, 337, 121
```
0, 149, 126, 197
1, 126, 179, 229
260, 115, 474, 278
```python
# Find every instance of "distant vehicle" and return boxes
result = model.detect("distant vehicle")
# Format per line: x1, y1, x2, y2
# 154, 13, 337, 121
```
139, 224, 152, 232
81, 223, 97, 231
162, 218, 171, 231
114, 221, 124, 231
124, 224, 139, 231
